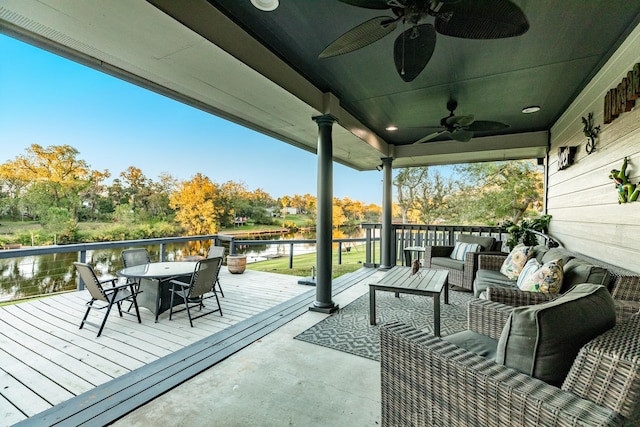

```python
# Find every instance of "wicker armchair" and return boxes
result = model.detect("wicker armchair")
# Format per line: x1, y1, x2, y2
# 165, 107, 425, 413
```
421, 235, 503, 291
381, 299, 640, 426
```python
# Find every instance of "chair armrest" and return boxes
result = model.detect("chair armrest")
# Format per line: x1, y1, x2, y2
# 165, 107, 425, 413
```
486, 287, 557, 307
462, 251, 483, 290
562, 314, 640, 422
477, 253, 508, 271
611, 275, 640, 302
380, 323, 623, 426
422, 245, 454, 267
169, 279, 190, 289
467, 299, 513, 340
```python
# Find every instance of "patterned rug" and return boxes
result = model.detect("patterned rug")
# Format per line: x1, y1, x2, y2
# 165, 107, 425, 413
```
294, 289, 474, 361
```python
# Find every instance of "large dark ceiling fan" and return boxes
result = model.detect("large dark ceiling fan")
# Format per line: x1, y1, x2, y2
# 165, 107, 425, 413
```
414, 100, 509, 143
319, 0, 529, 82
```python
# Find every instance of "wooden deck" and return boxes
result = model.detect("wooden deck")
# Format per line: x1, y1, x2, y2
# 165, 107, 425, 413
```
0, 269, 314, 426
1, 267, 380, 426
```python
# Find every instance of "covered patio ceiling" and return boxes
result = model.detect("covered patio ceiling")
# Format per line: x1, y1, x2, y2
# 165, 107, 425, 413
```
1, 1, 640, 171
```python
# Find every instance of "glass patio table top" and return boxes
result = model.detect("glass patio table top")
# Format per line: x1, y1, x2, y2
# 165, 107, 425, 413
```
117, 261, 196, 279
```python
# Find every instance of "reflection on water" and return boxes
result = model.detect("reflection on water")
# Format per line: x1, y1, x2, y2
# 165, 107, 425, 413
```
0, 229, 365, 302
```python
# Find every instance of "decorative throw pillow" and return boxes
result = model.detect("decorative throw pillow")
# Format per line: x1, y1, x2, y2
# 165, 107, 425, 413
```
517, 258, 565, 294
449, 242, 481, 261
499, 244, 533, 280
496, 283, 616, 386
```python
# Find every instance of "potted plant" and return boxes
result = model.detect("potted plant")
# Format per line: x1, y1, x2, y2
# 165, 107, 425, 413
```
502, 214, 552, 251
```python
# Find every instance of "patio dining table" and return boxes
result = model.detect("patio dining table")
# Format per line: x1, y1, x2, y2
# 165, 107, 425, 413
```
117, 261, 195, 322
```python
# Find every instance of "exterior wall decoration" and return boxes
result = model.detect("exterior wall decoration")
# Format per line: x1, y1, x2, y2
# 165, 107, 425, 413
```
547, 21, 640, 272
557, 146, 577, 170
603, 62, 640, 124
609, 157, 639, 203
582, 112, 600, 154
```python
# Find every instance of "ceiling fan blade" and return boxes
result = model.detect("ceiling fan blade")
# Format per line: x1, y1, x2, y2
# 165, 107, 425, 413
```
451, 129, 474, 142
446, 114, 475, 127
414, 130, 446, 144
393, 24, 436, 82
319, 17, 397, 58
338, 0, 396, 9
466, 120, 510, 132
434, 0, 529, 39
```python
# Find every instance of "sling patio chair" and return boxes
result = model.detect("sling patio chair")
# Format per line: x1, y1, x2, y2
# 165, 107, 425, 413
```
74, 261, 142, 337
206, 245, 225, 297
169, 257, 224, 327
121, 248, 153, 310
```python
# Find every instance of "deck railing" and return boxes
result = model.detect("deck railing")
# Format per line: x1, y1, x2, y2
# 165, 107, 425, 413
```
0, 224, 512, 301
361, 223, 508, 268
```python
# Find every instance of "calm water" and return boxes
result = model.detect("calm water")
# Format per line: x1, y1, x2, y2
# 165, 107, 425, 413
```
0, 229, 365, 302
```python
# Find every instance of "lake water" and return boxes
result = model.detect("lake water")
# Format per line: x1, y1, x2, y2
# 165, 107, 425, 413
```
0, 228, 366, 302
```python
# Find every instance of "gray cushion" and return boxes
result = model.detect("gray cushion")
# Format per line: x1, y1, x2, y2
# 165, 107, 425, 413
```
431, 257, 464, 270
541, 247, 574, 265
473, 270, 518, 297
443, 330, 498, 360
496, 283, 616, 386
458, 234, 496, 252
562, 258, 610, 292
532, 245, 550, 263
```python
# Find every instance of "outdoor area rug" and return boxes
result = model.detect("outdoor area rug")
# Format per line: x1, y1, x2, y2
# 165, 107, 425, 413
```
294, 289, 475, 361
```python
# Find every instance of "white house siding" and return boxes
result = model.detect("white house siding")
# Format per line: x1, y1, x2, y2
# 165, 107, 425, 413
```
548, 22, 640, 272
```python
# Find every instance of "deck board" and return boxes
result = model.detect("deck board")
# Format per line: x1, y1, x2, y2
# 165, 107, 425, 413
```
0, 268, 332, 426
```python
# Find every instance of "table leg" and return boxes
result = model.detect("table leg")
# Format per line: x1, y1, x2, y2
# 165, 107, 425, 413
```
433, 293, 441, 337
404, 249, 412, 266
444, 279, 449, 305
369, 287, 377, 326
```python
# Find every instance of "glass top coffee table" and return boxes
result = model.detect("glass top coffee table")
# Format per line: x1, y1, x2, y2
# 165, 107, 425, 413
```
369, 266, 449, 336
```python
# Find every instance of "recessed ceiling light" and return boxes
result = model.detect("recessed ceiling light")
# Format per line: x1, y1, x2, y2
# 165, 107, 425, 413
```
251, 0, 279, 11
386, 125, 398, 131
522, 106, 541, 114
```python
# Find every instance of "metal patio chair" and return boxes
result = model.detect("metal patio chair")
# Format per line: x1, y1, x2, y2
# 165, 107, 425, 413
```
121, 248, 152, 310
206, 246, 225, 297
169, 257, 223, 327
74, 261, 141, 337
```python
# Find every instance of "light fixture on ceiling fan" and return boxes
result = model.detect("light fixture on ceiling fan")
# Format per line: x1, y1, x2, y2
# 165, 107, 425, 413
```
251, 0, 279, 11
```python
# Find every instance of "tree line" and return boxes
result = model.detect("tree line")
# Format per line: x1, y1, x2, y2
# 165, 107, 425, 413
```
0, 144, 543, 244
0, 144, 382, 242
393, 161, 544, 226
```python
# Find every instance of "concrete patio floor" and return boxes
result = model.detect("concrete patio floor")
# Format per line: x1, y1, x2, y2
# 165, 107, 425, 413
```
111, 271, 385, 427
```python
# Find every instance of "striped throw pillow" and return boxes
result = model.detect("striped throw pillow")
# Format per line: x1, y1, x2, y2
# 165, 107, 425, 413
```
449, 242, 481, 261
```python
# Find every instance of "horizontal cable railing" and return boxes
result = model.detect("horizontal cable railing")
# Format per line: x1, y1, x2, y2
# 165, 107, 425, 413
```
0, 224, 509, 302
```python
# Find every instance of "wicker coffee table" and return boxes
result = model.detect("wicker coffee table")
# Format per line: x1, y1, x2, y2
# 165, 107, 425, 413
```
369, 266, 449, 336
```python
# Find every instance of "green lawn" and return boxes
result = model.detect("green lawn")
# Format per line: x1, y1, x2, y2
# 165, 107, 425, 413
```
245, 244, 373, 278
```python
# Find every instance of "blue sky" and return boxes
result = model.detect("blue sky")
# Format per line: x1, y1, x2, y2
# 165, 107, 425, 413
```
0, 35, 388, 205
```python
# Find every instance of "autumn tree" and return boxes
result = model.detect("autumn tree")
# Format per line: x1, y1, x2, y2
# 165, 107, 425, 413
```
169, 173, 221, 235
0, 144, 98, 220
332, 204, 347, 228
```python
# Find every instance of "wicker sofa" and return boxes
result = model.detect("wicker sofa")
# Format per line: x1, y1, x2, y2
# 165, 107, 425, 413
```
420, 234, 503, 292
380, 296, 640, 427
473, 246, 640, 321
